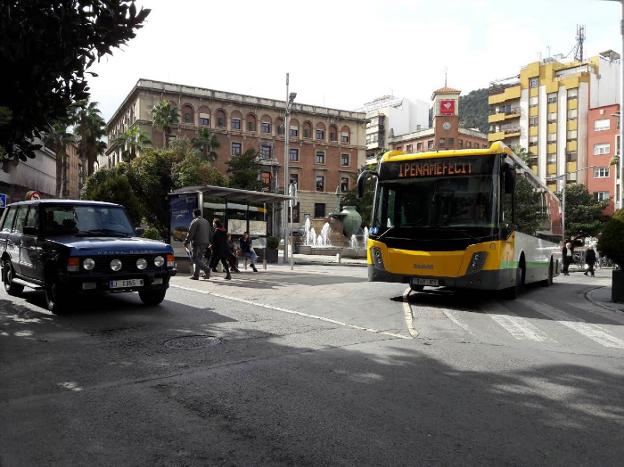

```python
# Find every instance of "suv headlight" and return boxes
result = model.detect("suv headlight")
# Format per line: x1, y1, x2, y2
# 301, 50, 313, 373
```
136, 258, 147, 270
154, 256, 165, 267
110, 259, 122, 271
83, 258, 95, 271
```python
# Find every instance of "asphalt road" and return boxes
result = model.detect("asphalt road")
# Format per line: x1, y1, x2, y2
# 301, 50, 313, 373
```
1, 266, 623, 466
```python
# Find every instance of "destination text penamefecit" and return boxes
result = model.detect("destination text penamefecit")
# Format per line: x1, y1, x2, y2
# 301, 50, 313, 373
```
398, 161, 473, 178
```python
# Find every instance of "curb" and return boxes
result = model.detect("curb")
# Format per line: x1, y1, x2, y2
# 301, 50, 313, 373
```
585, 286, 624, 313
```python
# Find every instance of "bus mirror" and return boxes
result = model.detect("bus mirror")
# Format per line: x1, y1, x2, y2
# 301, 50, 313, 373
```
357, 170, 377, 199
504, 165, 516, 194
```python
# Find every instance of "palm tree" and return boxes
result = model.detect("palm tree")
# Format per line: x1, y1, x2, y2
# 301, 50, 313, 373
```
74, 101, 106, 176
192, 128, 220, 162
111, 126, 152, 162
44, 122, 74, 197
151, 100, 179, 148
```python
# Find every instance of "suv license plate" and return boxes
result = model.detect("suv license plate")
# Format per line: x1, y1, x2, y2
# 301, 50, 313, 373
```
412, 278, 439, 286
110, 279, 144, 289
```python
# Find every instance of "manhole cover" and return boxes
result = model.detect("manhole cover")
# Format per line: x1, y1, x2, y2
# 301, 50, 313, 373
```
163, 334, 222, 350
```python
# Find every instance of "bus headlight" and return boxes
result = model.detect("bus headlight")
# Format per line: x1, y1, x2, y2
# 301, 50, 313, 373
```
371, 247, 385, 270
467, 252, 488, 274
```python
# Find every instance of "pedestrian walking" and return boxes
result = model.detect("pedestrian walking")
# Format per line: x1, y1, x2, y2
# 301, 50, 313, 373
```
585, 246, 597, 277
562, 239, 574, 276
183, 209, 212, 280
209, 218, 231, 280
239, 231, 259, 272
226, 234, 241, 273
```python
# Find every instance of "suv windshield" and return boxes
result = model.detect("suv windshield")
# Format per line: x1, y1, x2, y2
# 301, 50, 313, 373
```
42, 205, 135, 237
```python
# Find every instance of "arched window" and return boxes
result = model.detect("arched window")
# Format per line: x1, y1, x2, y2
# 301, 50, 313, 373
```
303, 121, 313, 139
246, 113, 257, 132
215, 109, 226, 128
340, 125, 351, 144
289, 118, 300, 138
231, 110, 243, 130
315, 122, 326, 141
276, 117, 285, 136
198, 105, 210, 126
260, 115, 272, 134
329, 124, 338, 142
181, 104, 194, 124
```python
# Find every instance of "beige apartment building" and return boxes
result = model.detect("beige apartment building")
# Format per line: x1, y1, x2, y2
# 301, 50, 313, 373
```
106, 79, 367, 227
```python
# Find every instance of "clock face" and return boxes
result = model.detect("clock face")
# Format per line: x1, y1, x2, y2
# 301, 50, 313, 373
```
442, 121, 452, 130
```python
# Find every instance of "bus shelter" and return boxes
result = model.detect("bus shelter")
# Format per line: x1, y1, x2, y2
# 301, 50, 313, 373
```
168, 185, 292, 259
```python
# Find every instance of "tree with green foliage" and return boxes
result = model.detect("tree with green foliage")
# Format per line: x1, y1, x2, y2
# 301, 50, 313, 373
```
227, 149, 262, 191
172, 153, 228, 188
151, 100, 179, 149
81, 164, 143, 224
43, 122, 74, 197
514, 176, 549, 235
558, 183, 609, 237
0, 0, 149, 162
74, 101, 107, 175
598, 209, 624, 268
111, 125, 151, 162
192, 128, 220, 162
459, 88, 489, 134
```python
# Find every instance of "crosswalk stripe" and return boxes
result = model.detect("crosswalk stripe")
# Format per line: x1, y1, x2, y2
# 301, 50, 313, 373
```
522, 299, 624, 350
488, 313, 549, 342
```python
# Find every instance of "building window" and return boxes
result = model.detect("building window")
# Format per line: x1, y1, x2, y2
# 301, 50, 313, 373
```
261, 171, 271, 190
315, 150, 325, 164
303, 127, 311, 138
183, 112, 193, 124
466, 141, 472, 149
289, 126, 299, 137
260, 144, 272, 159
247, 120, 257, 132
567, 109, 578, 120
547, 133, 557, 142
340, 132, 350, 144
594, 119, 610, 131
315, 176, 325, 192
595, 191, 610, 202
547, 154, 556, 164
594, 143, 611, 155
277, 122, 285, 136
529, 135, 538, 144
568, 88, 579, 99
314, 203, 326, 218
290, 204, 300, 223
406, 144, 413, 152
529, 116, 538, 127
217, 117, 225, 128
329, 130, 337, 142
231, 118, 241, 130
594, 167, 610, 178
340, 153, 349, 166
547, 112, 557, 122
547, 93, 558, 103
261, 122, 272, 134
289, 148, 299, 161
567, 130, 577, 140
566, 152, 577, 162
417, 142, 424, 151
529, 78, 539, 88
199, 114, 210, 126
447, 138, 454, 147
231, 142, 242, 155
290, 173, 299, 187
316, 129, 325, 140
529, 96, 539, 107
340, 177, 350, 192
427, 140, 434, 150
439, 138, 446, 147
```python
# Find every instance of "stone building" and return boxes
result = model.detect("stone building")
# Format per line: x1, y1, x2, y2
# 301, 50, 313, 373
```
105, 79, 367, 229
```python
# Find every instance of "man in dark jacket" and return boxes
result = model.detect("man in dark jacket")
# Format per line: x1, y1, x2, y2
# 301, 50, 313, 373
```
585, 247, 597, 277
183, 209, 212, 280
209, 218, 231, 280
239, 231, 258, 272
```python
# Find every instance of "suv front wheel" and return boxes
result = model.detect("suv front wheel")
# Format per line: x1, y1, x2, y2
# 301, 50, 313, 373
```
138, 289, 167, 306
3, 261, 24, 296
44, 282, 69, 314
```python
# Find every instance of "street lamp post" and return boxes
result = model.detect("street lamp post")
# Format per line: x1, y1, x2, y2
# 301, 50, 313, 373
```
548, 165, 595, 240
282, 73, 296, 263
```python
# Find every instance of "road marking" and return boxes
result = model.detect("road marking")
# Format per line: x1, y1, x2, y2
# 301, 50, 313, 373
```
488, 313, 549, 342
522, 299, 624, 349
440, 309, 473, 335
402, 287, 417, 337
172, 284, 411, 340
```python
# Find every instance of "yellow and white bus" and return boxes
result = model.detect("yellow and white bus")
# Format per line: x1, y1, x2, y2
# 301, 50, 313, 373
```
357, 142, 562, 298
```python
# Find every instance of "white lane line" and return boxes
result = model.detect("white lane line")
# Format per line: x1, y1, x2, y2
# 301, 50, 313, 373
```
522, 299, 624, 349
172, 284, 411, 340
402, 287, 418, 337
440, 309, 474, 335
488, 313, 549, 342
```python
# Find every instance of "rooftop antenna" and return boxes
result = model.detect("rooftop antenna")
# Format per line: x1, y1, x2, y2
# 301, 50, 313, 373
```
574, 24, 586, 62
444, 66, 448, 87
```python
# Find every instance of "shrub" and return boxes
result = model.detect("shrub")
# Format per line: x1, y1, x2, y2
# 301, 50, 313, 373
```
143, 226, 162, 241
266, 236, 280, 250
597, 209, 624, 268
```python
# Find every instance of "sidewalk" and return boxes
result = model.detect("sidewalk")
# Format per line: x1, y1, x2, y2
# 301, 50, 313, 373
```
583, 269, 624, 313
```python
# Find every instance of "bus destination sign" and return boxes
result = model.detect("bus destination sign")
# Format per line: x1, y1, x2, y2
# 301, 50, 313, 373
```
379, 156, 495, 180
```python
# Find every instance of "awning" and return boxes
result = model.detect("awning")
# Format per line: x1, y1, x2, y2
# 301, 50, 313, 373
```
170, 185, 292, 204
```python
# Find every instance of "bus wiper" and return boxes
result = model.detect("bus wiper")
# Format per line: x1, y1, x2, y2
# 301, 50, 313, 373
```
76, 229, 130, 237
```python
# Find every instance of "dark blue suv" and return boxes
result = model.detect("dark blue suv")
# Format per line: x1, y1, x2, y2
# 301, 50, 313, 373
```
0, 200, 176, 313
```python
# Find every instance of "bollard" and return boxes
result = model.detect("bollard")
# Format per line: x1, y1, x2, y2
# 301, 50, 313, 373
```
336, 252, 341, 263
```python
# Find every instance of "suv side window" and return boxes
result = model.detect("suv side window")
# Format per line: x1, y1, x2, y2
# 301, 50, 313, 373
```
13, 207, 29, 233
24, 205, 39, 231
1, 207, 17, 232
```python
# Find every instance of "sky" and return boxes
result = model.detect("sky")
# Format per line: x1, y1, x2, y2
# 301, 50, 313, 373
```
89, 0, 620, 121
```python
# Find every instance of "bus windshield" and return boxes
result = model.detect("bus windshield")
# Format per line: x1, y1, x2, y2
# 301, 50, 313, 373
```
373, 174, 497, 236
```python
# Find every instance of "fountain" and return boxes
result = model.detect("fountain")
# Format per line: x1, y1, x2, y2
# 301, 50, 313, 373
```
363, 226, 369, 247
298, 212, 368, 259
350, 234, 357, 249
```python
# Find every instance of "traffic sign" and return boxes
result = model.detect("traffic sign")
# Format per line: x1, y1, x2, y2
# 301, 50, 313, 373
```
0, 193, 6, 208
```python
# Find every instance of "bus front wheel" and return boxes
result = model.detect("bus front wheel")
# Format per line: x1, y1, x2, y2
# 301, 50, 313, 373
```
503, 260, 525, 300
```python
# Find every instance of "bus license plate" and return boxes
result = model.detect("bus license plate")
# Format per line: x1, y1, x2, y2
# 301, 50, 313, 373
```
110, 279, 144, 289
412, 278, 439, 286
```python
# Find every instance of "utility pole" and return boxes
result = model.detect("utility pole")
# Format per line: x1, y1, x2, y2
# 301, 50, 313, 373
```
282, 74, 297, 263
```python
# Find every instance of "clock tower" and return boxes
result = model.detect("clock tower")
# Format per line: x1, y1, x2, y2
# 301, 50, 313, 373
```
431, 85, 461, 150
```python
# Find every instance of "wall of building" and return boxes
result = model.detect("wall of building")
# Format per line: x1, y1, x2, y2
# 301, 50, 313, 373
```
587, 104, 619, 214
0, 143, 56, 203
